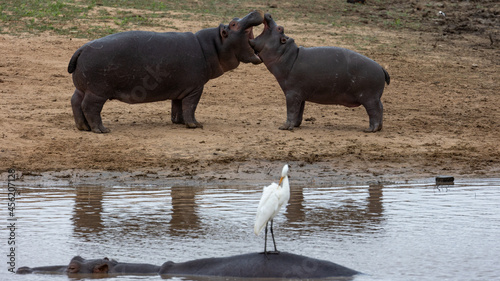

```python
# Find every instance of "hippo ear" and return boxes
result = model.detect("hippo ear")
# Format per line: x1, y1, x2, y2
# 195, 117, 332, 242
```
219, 24, 229, 39
71, 256, 85, 262
93, 263, 109, 274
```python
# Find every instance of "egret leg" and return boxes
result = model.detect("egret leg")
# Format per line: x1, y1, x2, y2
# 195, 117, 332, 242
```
263, 221, 270, 259
264, 221, 268, 253
270, 220, 279, 253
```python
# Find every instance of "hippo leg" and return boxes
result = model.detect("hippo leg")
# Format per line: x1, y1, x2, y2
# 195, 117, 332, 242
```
71, 89, 90, 131
363, 99, 383, 132
279, 91, 302, 130
81, 92, 110, 133
295, 101, 305, 127
171, 99, 184, 124
181, 86, 204, 129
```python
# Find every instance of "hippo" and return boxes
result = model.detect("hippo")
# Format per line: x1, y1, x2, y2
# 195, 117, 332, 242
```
159, 252, 359, 278
17, 252, 359, 278
16, 256, 160, 276
250, 14, 390, 132
68, 10, 264, 133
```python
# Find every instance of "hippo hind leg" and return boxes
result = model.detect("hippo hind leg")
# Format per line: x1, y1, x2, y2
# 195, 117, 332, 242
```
363, 99, 383, 132
81, 91, 110, 133
71, 90, 90, 131
280, 91, 304, 130
71, 89, 91, 131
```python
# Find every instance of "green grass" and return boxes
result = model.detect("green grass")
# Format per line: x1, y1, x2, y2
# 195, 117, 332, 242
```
0, 0, 423, 38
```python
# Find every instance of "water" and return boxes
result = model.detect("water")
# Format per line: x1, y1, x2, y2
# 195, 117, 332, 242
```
1, 178, 499, 281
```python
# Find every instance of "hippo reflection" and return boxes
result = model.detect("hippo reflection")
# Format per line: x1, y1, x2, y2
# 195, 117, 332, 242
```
17, 252, 359, 278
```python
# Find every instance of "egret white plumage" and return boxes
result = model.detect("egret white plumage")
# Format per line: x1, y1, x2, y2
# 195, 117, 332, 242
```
254, 164, 290, 255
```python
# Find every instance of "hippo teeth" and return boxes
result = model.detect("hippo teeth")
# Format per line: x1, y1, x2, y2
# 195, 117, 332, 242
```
255, 51, 262, 62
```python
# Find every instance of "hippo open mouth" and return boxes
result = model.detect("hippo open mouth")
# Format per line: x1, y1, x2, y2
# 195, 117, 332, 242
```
245, 26, 261, 62
249, 13, 273, 58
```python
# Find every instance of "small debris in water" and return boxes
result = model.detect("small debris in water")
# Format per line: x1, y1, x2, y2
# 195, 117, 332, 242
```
436, 176, 454, 185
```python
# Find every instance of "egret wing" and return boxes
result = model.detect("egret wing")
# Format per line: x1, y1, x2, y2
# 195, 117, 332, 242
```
254, 183, 279, 235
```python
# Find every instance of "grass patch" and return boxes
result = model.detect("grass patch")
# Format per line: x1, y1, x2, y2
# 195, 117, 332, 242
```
0, 0, 427, 38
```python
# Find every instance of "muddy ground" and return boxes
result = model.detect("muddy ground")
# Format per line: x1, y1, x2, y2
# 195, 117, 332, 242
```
1, 1, 499, 185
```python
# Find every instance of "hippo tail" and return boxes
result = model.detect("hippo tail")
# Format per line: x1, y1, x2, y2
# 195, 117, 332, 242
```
382, 67, 390, 85
68, 48, 83, 74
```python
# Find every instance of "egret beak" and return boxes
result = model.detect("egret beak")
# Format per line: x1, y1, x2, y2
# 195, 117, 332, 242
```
278, 176, 284, 187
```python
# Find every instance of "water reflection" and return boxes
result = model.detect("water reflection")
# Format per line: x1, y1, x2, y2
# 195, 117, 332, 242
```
286, 184, 384, 235
367, 184, 384, 221
6, 179, 500, 281
68, 184, 386, 241
71, 186, 105, 238
169, 186, 200, 235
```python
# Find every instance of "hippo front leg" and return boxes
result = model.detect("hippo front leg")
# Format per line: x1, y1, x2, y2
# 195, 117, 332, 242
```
181, 86, 204, 129
171, 99, 184, 124
279, 91, 304, 130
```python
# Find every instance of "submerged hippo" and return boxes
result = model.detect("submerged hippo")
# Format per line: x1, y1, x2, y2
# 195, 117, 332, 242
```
250, 14, 390, 132
68, 10, 264, 133
16, 256, 160, 275
17, 252, 358, 278
160, 252, 359, 278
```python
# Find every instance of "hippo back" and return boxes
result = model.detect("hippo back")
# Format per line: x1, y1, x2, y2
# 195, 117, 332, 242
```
70, 31, 210, 103
160, 252, 358, 278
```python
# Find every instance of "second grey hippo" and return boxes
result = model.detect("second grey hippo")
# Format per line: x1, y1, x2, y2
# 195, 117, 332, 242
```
250, 14, 390, 132
68, 10, 264, 133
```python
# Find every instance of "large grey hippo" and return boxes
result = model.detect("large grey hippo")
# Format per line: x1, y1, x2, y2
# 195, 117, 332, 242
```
68, 10, 264, 133
17, 253, 359, 278
250, 14, 390, 132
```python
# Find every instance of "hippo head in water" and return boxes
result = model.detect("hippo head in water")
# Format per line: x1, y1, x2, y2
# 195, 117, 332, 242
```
67, 256, 114, 274
66, 256, 160, 275
17, 256, 161, 275
15, 256, 115, 275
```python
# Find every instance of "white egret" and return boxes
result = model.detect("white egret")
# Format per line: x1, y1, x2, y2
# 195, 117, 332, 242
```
254, 164, 290, 255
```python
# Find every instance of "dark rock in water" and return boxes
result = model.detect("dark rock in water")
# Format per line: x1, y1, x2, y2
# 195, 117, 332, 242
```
436, 176, 454, 185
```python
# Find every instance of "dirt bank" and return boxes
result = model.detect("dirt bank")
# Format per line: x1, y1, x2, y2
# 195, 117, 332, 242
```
1, 3, 498, 185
